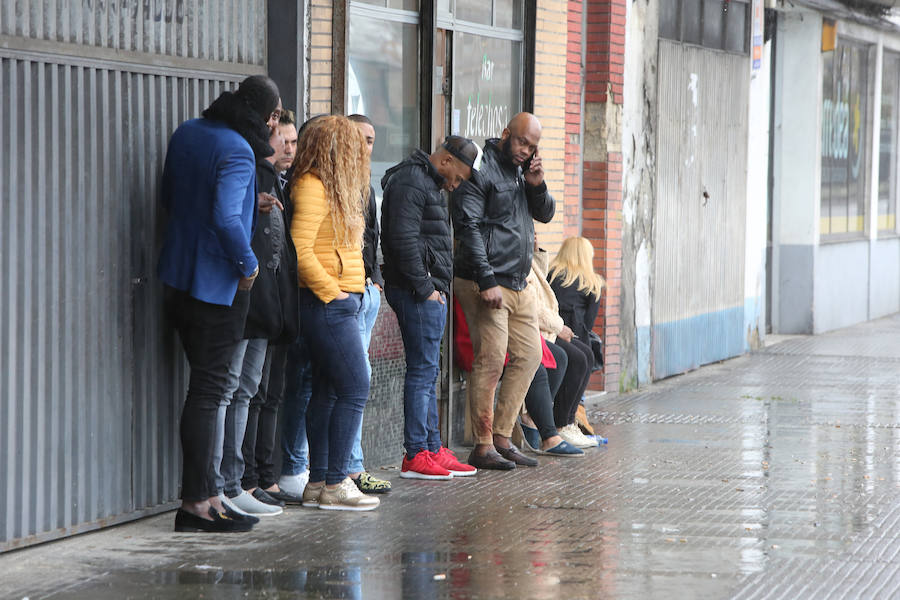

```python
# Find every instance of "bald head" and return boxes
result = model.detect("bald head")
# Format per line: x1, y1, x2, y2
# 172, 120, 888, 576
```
500, 112, 542, 167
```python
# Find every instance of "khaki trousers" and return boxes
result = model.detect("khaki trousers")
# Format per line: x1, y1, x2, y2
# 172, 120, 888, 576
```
454, 277, 543, 444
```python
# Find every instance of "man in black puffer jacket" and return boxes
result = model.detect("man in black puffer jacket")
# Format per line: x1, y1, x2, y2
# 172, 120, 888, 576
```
451, 112, 555, 471
381, 136, 482, 481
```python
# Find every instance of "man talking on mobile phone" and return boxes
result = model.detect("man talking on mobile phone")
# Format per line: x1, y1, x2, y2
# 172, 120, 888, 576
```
451, 112, 555, 471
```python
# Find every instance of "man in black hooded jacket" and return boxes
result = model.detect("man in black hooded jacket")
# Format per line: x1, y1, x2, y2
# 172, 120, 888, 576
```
451, 112, 555, 471
381, 136, 482, 480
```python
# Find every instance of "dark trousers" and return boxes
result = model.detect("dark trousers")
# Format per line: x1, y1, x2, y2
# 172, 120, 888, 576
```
300, 289, 371, 485
524, 340, 568, 440
553, 337, 593, 428
385, 286, 447, 457
166, 286, 250, 502
241, 343, 288, 490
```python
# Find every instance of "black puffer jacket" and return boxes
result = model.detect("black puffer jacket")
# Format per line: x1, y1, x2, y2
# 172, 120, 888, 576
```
380, 150, 452, 299
243, 159, 300, 344
451, 138, 555, 291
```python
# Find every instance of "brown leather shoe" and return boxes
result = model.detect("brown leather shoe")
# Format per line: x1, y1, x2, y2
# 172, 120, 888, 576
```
467, 448, 516, 470
495, 444, 538, 467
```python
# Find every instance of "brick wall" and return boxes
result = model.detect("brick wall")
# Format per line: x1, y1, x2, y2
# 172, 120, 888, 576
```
564, 0, 584, 238
309, 0, 333, 116
583, 0, 625, 391
533, 1, 569, 252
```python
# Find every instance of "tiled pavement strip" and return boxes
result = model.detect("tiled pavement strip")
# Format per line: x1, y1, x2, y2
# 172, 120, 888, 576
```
5, 315, 900, 599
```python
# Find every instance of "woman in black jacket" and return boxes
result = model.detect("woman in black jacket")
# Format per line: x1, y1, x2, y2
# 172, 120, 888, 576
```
548, 237, 604, 448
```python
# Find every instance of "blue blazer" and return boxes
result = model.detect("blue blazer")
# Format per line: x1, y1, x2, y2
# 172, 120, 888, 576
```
157, 119, 259, 306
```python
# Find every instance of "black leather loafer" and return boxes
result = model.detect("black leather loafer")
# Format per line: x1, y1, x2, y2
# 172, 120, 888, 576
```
252, 487, 286, 507
496, 444, 538, 467
265, 487, 303, 505
221, 503, 260, 525
174, 507, 254, 533
467, 449, 516, 470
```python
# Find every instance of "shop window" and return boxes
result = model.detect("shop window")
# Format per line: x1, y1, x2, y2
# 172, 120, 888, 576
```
347, 4, 420, 184
451, 31, 522, 146
353, 0, 419, 9
820, 41, 870, 237
879, 51, 899, 234
452, 0, 524, 29
659, 0, 749, 54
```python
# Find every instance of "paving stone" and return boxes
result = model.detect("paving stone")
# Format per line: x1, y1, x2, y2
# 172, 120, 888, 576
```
6, 314, 900, 598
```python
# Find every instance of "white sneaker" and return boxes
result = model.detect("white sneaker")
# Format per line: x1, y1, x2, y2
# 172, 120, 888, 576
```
228, 490, 284, 516
278, 470, 310, 496
318, 478, 380, 512
559, 424, 599, 448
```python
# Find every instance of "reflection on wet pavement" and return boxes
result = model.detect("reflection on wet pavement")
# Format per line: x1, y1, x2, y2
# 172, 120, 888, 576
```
6, 315, 900, 599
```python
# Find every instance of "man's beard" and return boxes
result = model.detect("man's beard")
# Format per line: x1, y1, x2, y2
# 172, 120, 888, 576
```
500, 137, 516, 164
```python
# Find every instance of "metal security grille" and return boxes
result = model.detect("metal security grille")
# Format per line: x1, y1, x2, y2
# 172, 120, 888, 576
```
652, 40, 750, 380
0, 1, 265, 552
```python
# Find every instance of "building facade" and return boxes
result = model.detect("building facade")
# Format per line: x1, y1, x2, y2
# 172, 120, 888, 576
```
769, 1, 900, 335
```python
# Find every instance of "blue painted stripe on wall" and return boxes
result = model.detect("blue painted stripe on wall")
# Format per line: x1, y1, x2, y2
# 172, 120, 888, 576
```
652, 299, 760, 380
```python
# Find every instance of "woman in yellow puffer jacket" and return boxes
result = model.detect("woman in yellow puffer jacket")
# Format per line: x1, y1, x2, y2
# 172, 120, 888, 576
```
287, 115, 379, 512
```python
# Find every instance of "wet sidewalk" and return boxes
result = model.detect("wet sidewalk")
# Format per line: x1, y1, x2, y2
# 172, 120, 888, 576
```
5, 314, 900, 599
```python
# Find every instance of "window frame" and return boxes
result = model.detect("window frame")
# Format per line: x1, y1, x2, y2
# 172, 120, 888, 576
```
819, 37, 875, 242
659, 0, 751, 56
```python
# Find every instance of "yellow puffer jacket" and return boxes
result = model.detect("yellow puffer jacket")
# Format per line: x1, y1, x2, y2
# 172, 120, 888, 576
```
290, 172, 365, 303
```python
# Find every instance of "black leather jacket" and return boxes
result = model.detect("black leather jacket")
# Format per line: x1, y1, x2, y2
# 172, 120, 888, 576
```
380, 150, 452, 299
451, 138, 555, 291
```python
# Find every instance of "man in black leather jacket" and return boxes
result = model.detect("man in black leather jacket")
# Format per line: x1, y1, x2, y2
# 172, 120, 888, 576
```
451, 112, 555, 470
381, 136, 481, 480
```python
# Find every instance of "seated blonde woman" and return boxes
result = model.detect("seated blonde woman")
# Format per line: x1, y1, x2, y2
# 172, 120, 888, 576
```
547, 237, 604, 448
519, 240, 584, 457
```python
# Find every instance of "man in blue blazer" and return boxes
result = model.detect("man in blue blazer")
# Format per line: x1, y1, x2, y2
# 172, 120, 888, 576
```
158, 75, 281, 533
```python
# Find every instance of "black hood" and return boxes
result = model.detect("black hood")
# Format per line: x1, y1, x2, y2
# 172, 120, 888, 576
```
381, 149, 445, 191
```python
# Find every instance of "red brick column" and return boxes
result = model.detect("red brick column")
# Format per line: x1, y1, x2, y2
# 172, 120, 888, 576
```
583, 0, 625, 391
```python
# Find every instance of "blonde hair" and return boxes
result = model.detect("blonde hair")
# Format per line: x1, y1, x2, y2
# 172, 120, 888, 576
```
548, 237, 605, 300
288, 115, 370, 246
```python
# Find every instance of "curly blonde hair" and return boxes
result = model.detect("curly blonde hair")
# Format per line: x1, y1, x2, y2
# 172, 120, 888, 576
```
548, 237, 605, 300
288, 115, 370, 246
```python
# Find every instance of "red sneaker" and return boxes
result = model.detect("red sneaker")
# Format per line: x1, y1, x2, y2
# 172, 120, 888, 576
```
401, 450, 453, 480
432, 447, 478, 477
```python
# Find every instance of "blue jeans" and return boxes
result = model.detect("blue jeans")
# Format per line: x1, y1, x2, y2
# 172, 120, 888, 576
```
348, 282, 381, 474
385, 286, 447, 457
300, 289, 371, 485
216, 338, 268, 497
281, 333, 313, 476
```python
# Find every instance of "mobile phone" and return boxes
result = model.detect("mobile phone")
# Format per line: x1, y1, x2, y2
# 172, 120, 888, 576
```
522, 150, 536, 173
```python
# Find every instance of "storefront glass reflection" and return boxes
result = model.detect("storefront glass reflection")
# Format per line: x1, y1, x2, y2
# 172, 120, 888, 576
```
879, 52, 899, 232
348, 12, 420, 185
451, 32, 522, 147
821, 41, 870, 236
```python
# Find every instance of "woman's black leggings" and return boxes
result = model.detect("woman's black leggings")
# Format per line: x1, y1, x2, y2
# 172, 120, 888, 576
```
524, 341, 568, 440
553, 337, 593, 428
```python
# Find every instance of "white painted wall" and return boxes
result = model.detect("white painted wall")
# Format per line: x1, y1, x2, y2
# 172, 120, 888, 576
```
771, 9, 823, 333
870, 238, 900, 319
772, 11, 822, 247
745, 36, 771, 347
814, 241, 870, 333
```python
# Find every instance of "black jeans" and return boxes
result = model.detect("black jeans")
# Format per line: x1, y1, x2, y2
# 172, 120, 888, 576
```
524, 340, 568, 440
242, 343, 288, 490
553, 337, 593, 428
166, 286, 250, 502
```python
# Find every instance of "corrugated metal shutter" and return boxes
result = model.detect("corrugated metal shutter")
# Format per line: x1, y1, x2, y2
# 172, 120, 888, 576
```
653, 40, 750, 379
0, 0, 266, 552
